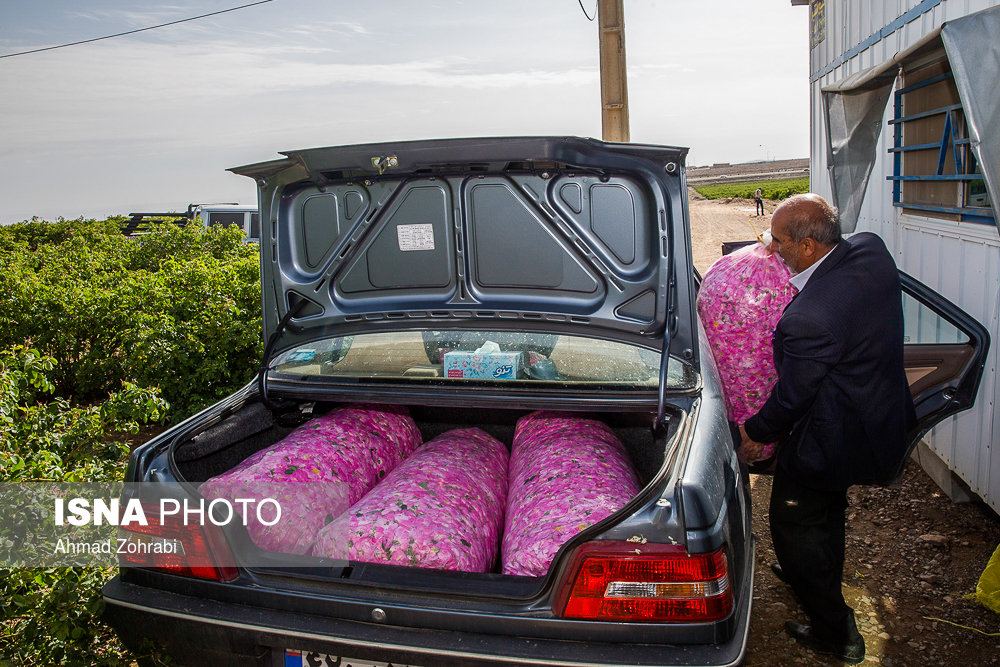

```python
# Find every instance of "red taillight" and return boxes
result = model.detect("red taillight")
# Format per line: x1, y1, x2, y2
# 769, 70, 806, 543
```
557, 542, 733, 622
117, 503, 238, 582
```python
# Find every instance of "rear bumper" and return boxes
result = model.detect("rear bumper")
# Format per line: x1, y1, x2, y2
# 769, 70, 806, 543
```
102, 561, 753, 667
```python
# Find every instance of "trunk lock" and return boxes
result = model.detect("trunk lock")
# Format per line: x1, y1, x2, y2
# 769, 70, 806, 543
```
371, 156, 399, 175
371, 608, 387, 623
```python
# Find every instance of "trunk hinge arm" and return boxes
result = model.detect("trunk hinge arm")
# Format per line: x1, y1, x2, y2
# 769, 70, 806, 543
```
654, 317, 672, 439
654, 210, 675, 440
258, 299, 307, 412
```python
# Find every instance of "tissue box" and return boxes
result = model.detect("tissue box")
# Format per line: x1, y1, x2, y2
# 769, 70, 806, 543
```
444, 350, 524, 380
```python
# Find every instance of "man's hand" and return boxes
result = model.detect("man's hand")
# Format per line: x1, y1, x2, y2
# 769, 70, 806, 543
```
737, 424, 768, 464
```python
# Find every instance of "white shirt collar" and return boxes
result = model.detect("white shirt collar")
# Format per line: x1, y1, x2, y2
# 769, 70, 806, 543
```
788, 243, 837, 291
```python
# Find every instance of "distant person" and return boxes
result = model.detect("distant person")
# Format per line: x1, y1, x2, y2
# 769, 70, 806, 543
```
754, 188, 765, 216
738, 194, 916, 665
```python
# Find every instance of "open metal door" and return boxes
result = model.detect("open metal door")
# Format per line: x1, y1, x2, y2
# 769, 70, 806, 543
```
747, 270, 989, 477
900, 272, 990, 448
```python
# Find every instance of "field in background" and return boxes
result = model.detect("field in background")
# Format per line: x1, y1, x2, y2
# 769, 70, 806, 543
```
692, 176, 809, 201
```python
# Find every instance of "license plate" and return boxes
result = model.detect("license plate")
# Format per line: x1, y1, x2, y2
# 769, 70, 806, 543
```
284, 648, 422, 667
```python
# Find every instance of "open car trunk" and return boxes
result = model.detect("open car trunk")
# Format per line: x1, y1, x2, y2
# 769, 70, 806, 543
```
166, 398, 686, 592
159, 137, 701, 592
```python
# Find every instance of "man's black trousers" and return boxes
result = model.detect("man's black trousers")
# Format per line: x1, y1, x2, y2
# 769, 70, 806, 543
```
769, 470, 857, 642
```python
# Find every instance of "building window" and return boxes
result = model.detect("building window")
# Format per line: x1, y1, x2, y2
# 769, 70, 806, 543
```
889, 59, 994, 225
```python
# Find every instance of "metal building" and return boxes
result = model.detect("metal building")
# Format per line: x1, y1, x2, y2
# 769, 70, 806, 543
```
793, 0, 1000, 512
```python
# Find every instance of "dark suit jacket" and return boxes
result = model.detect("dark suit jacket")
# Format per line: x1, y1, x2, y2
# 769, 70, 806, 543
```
744, 232, 917, 491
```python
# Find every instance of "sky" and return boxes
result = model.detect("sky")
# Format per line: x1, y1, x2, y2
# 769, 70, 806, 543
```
0, 0, 811, 223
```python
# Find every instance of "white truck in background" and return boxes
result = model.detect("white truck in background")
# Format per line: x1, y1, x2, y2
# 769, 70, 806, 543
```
123, 203, 261, 242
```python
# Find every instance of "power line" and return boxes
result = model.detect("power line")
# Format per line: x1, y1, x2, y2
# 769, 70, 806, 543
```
577, 0, 597, 21
0, 0, 274, 60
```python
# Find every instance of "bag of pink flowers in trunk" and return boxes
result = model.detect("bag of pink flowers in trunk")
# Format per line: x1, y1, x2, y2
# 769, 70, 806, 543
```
502, 412, 640, 577
314, 428, 508, 573
695, 242, 797, 460
199, 404, 422, 555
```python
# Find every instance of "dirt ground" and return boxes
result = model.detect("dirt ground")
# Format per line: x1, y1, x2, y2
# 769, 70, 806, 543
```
688, 192, 1000, 666
687, 191, 773, 274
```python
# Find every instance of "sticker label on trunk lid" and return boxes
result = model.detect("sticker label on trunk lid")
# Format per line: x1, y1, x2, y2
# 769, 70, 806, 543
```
396, 223, 435, 251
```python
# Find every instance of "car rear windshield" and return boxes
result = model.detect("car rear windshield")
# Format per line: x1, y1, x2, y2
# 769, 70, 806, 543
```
270, 331, 696, 389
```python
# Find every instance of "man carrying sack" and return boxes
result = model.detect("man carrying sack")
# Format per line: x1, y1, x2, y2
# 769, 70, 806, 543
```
739, 193, 917, 664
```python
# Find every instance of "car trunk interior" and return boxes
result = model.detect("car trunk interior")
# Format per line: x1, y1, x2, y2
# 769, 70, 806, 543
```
168, 399, 683, 588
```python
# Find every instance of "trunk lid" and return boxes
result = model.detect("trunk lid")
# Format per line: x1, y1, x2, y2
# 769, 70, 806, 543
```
230, 137, 698, 367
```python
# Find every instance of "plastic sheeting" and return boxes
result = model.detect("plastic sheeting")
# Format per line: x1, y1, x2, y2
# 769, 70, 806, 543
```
696, 243, 797, 460
823, 83, 895, 233
502, 412, 640, 577
973, 543, 1000, 614
821, 5, 1000, 233
314, 428, 509, 573
942, 5, 1000, 229
199, 404, 422, 555
819, 29, 944, 234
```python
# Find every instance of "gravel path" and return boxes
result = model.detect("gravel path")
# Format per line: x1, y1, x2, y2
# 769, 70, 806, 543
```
688, 192, 773, 273
746, 467, 1000, 666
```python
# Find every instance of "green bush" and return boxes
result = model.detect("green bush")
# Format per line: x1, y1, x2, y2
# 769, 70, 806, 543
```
0, 217, 262, 420
1, 568, 142, 667
0, 214, 257, 664
692, 177, 810, 201
0, 346, 167, 483
0, 346, 168, 666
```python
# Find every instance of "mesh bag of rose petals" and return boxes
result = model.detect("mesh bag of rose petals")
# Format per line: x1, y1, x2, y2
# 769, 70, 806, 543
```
314, 428, 508, 573
695, 243, 797, 459
502, 412, 640, 577
199, 404, 422, 555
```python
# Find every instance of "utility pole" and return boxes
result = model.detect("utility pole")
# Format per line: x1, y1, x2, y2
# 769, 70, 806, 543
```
598, 0, 630, 142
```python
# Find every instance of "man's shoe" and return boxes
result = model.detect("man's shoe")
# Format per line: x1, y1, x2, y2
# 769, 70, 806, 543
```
784, 620, 865, 664
770, 562, 788, 584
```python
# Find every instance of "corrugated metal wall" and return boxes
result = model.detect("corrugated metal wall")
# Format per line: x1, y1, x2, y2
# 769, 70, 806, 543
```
805, 0, 1000, 512
897, 223, 1000, 508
